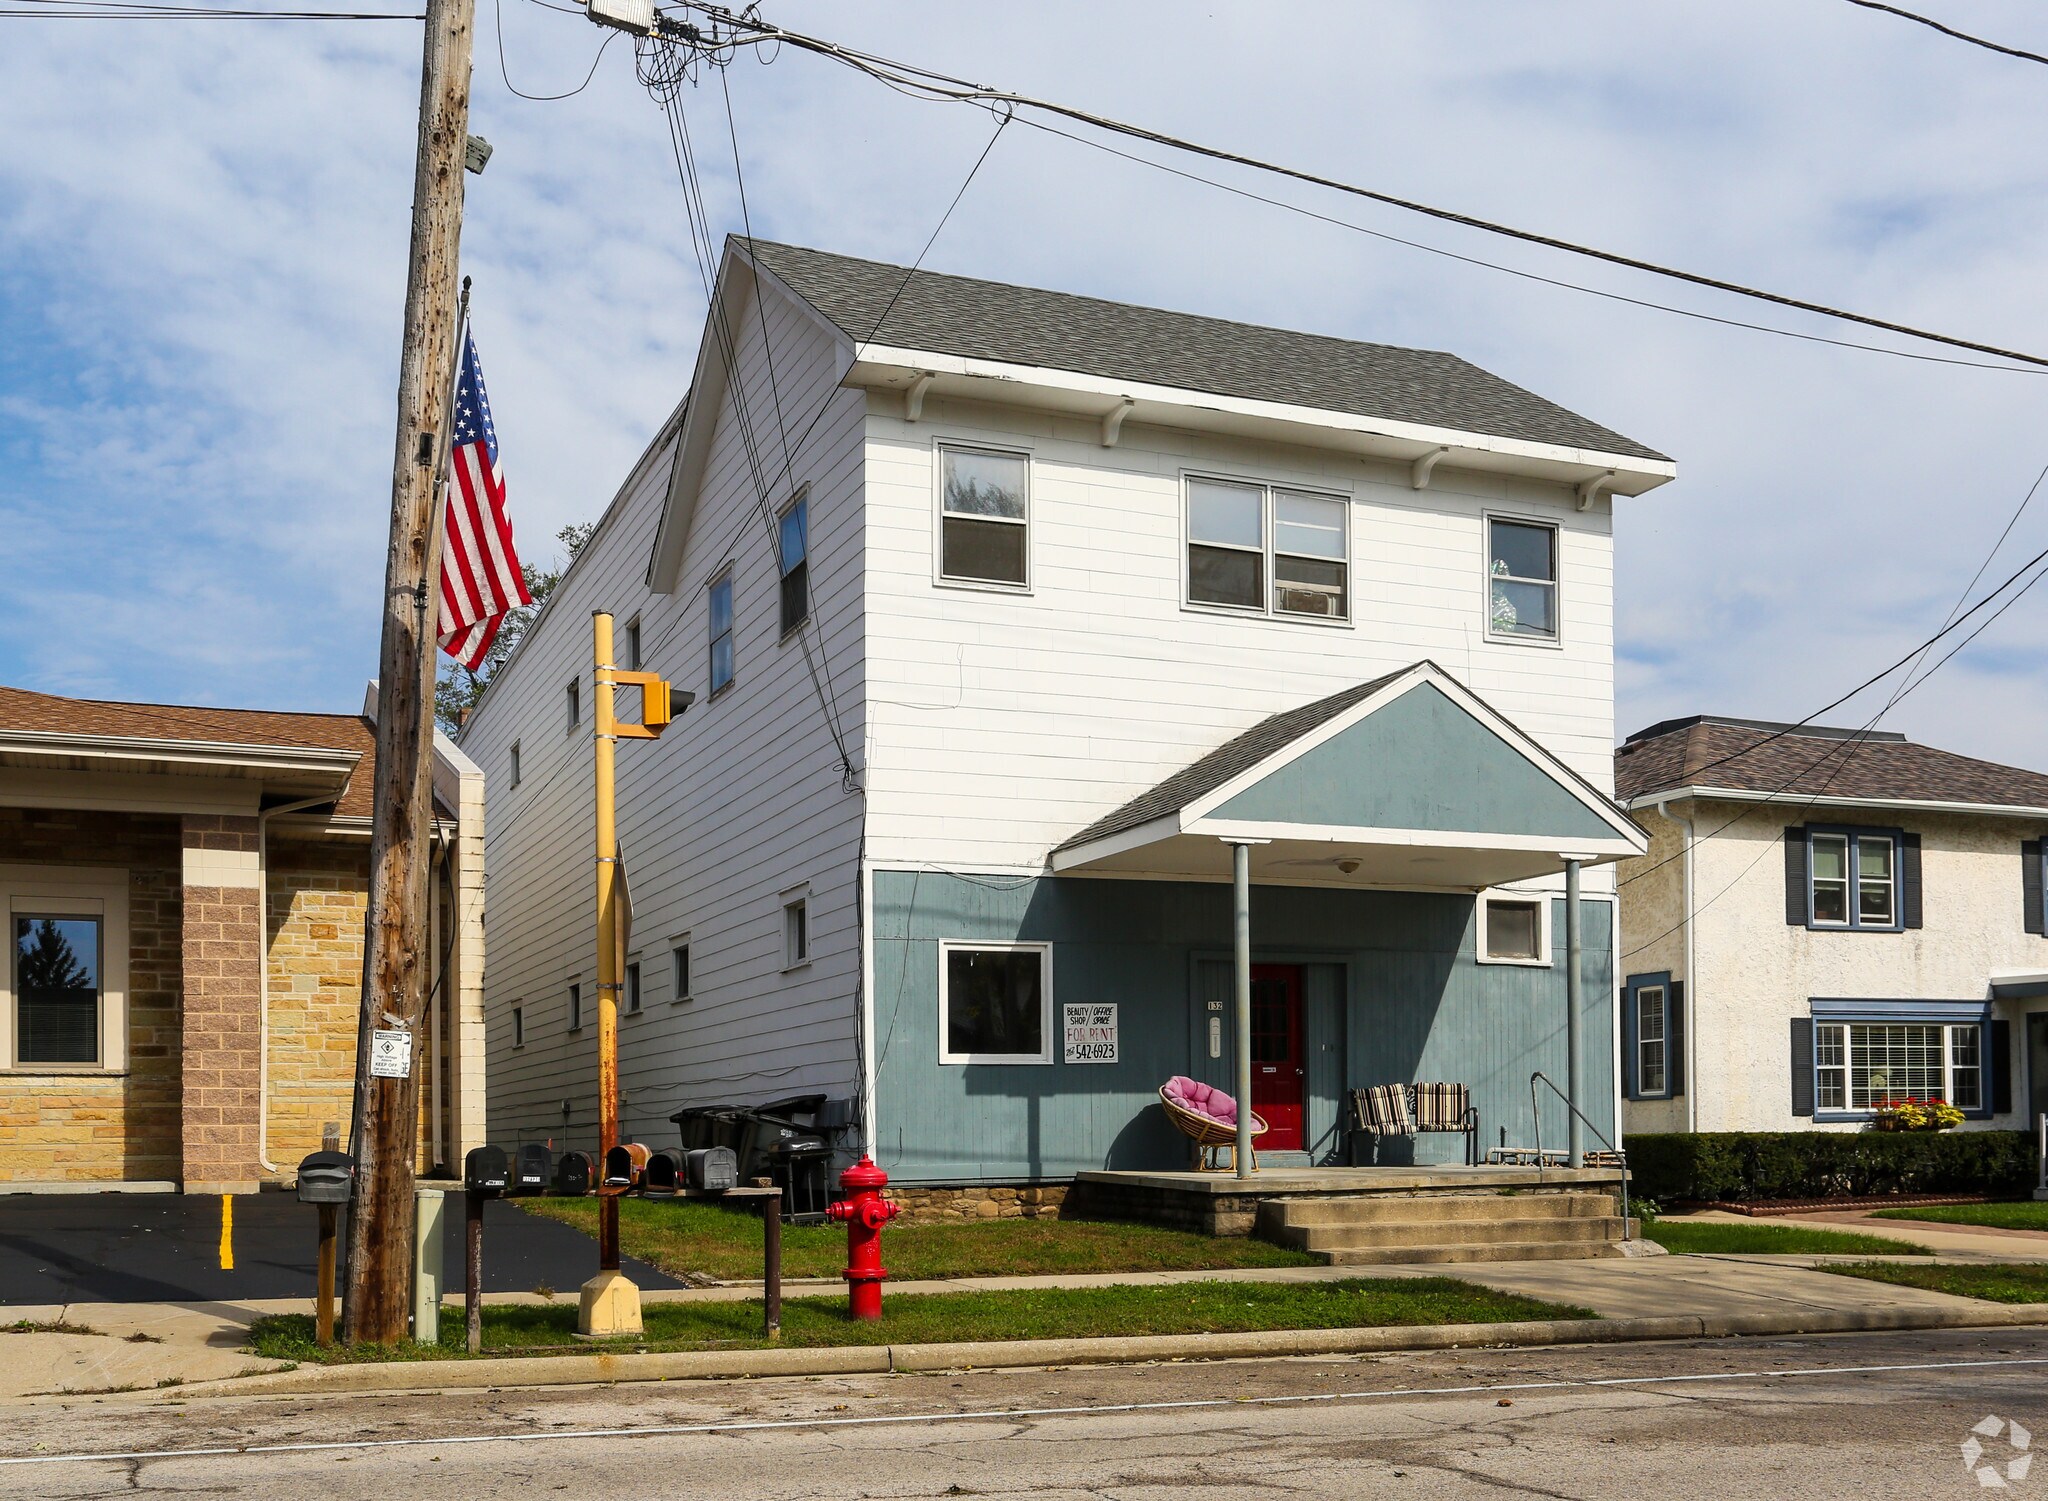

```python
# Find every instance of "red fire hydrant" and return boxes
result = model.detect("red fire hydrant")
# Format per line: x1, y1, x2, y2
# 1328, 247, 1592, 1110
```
826, 1156, 900, 1320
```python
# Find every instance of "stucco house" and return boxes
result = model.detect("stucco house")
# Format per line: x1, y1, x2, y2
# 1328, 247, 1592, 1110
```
460, 238, 1675, 1189
1615, 714, 2048, 1135
0, 683, 485, 1192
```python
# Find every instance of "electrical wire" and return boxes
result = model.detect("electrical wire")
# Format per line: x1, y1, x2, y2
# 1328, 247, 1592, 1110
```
0, 3, 420, 14
661, 2, 2048, 373
1843, 0, 2048, 67
495, 0, 616, 100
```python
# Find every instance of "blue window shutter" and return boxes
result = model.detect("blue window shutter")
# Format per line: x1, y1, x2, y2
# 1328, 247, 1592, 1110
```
1790, 1018, 1815, 1117
2025, 840, 2043, 936
1621, 982, 1639, 1100
1784, 827, 1808, 925
1669, 981, 1686, 1098
1899, 834, 1922, 929
1993, 1020, 2013, 1115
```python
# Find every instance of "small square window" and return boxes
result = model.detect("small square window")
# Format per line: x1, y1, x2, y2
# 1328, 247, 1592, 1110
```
508, 739, 521, 790
625, 961, 641, 1015
565, 677, 581, 730
1487, 517, 1558, 642
940, 447, 1028, 586
567, 982, 582, 1033
708, 570, 735, 695
783, 898, 809, 969
938, 942, 1052, 1064
671, 942, 691, 1003
778, 494, 809, 635
1478, 893, 1549, 965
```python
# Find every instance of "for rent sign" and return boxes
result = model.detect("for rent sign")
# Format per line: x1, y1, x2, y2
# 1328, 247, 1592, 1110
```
1062, 1003, 1118, 1064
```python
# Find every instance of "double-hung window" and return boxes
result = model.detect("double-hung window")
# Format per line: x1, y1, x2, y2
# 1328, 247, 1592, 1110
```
1486, 517, 1558, 642
1814, 1018, 1984, 1113
707, 569, 735, 695
1807, 828, 1899, 929
778, 493, 809, 634
1185, 477, 1349, 620
939, 446, 1028, 587
1634, 984, 1668, 1097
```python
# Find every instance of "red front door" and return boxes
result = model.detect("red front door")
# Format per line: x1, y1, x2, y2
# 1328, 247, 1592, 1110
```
1249, 964, 1305, 1152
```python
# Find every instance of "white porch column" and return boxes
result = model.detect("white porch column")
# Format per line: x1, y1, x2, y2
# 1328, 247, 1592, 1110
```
1565, 858, 1584, 1168
1230, 839, 1254, 1180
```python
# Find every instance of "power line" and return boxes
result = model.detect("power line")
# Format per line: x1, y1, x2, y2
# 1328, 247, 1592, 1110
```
494, 0, 615, 100
664, 2, 2048, 373
1843, 0, 2048, 67
0, 4, 420, 14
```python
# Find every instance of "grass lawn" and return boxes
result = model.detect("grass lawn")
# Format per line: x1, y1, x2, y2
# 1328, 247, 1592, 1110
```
1643, 1217, 1931, 1257
1820, 1261, 2048, 1304
1870, 1202, 2048, 1232
246, 1277, 1595, 1364
518, 1197, 1315, 1282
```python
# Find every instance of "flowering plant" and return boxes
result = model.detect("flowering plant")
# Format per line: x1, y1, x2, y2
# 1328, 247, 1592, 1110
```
1870, 1095, 1965, 1132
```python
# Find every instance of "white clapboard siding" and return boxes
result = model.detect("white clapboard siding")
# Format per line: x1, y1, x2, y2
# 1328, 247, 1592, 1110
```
859, 393, 1618, 872
461, 272, 868, 1152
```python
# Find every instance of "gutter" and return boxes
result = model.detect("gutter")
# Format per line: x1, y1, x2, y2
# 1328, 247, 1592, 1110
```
1651, 798, 1697, 1133
1624, 786, 2048, 821
0, 728, 360, 776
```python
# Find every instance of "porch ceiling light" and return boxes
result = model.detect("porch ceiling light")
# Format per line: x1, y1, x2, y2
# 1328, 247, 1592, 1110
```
1336, 859, 1362, 875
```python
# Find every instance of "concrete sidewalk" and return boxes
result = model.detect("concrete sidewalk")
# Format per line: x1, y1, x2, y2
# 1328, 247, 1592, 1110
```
8, 1249, 2044, 1401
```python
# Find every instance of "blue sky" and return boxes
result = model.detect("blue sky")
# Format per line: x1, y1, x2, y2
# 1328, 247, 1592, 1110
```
5, 1, 2048, 763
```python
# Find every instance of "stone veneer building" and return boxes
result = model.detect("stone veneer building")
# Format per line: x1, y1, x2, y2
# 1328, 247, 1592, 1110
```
0, 684, 485, 1192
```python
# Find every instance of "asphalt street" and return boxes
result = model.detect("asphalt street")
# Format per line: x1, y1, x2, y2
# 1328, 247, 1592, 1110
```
5, 1327, 2046, 1498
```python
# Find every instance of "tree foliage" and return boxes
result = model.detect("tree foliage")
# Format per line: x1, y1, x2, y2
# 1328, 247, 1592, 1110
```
434, 522, 595, 733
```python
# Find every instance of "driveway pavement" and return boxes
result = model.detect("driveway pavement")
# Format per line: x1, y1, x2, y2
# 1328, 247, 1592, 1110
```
0, 1193, 679, 1305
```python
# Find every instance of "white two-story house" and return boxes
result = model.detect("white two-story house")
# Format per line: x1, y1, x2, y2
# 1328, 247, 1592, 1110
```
460, 238, 1675, 1185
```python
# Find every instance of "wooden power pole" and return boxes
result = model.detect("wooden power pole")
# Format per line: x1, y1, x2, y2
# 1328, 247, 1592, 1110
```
343, 0, 477, 1346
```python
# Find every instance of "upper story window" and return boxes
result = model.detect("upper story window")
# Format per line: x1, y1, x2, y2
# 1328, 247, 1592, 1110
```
671, 939, 691, 1004
778, 493, 809, 635
1791, 825, 1914, 931
624, 617, 643, 672
625, 960, 642, 1015
1487, 517, 1558, 643
782, 894, 810, 969
1185, 477, 1349, 621
508, 739, 521, 789
707, 569, 735, 695
939, 445, 1028, 587
565, 677, 581, 731
566, 980, 582, 1033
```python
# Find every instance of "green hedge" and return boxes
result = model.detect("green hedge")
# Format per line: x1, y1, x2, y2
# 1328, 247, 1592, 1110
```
1627, 1131, 2037, 1204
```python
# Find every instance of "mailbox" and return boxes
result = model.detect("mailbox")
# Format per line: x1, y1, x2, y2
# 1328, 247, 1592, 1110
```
641, 1149, 685, 1194
464, 1144, 509, 1196
296, 1150, 354, 1205
686, 1146, 738, 1193
603, 1142, 651, 1189
511, 1142, 553, 1195
554, 1149, 596, 1196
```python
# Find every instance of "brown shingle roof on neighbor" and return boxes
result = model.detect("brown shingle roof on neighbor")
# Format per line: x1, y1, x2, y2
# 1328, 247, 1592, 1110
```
0, 685, 378, 818
1614, 715, 2048, 812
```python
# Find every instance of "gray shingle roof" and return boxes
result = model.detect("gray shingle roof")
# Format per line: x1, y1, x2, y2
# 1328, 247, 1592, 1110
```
1056, 667, 1414, 853
743, 240, 1669, 463
1615, 715, 2048, 811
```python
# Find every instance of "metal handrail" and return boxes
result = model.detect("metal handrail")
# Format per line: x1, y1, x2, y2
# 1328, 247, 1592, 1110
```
1529, 1071, 1630, 1241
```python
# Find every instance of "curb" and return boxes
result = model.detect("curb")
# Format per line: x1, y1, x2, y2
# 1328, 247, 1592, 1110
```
78, 1303, 2048, 1401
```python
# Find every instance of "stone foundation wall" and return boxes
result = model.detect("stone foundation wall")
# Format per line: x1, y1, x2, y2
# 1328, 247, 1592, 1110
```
882, 1183, 1071, 1222
0, 808, 183, 1184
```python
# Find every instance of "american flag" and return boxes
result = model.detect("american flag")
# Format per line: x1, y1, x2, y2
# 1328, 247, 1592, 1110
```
438, 330, 530, 671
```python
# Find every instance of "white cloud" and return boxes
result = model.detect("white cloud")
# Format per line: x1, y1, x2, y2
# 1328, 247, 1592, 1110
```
4, 0, 2048, 771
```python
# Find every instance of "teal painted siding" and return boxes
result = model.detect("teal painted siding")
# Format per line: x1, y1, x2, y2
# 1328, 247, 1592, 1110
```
1212, 683, 1617, 843
871, 872, 1615, 1182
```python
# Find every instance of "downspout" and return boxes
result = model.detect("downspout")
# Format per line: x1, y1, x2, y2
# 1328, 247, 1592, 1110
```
256, 792, 340, 1175
1652, 798, 1697, 1133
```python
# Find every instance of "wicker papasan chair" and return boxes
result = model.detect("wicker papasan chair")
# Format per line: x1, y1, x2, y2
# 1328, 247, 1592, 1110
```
1159, 1075, 1269, 1172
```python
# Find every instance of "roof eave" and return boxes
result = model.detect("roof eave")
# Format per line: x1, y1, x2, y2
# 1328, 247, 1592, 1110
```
1622, 786, 2048, 821
846, 345, 1676, 495
0, 728, 361, 779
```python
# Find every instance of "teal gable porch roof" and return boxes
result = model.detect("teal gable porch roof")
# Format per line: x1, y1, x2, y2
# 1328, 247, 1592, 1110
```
1052, 663, 1644, 888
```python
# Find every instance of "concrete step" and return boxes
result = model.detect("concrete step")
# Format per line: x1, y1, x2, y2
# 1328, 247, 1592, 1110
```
1319, 1239, 1634, 1266
1297, 1215, 1626, 1252
1273, 1193, 1617, 1229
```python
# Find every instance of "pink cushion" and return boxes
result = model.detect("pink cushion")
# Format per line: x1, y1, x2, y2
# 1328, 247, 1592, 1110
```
1163, 1075, 1238, 1126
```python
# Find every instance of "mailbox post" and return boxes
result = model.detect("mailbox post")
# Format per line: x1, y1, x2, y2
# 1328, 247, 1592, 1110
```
296, 1152, 354, 1347
463, 1146, 508, 1355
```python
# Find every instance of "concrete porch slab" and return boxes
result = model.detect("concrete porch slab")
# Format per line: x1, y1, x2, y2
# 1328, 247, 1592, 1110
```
1076, 1166, 1625, 1195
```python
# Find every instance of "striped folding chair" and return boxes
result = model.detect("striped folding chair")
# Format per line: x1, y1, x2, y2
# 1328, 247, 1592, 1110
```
1348, 1084, 1414, 1164
1411, 1082, 1480, 1166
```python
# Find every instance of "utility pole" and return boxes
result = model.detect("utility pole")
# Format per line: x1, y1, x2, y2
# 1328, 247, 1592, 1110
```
342, 0, 477, 1346
580, 611, 679, 1337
